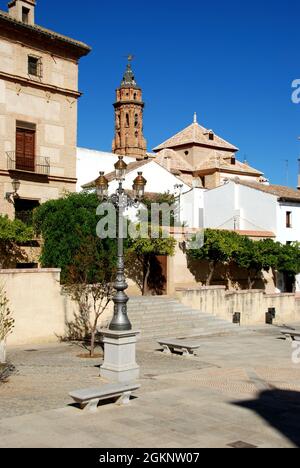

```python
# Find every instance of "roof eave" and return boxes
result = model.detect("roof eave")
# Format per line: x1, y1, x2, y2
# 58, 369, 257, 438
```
0, 12, 91, 58
153, 141, 239, 153
279, 197, 300, 204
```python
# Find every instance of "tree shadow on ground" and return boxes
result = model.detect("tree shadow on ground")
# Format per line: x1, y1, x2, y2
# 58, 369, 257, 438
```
233, 389, 300, 447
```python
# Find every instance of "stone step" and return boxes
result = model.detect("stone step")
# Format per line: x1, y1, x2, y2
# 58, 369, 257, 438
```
129, 317, 235, 327
132, 315, 234, 324
129, 310, 222, 318
125, 296, 243, 341
128, 311, 213, 321
134, 325, 237, 335
132, 320, 237, 331
128, 305, 200, 313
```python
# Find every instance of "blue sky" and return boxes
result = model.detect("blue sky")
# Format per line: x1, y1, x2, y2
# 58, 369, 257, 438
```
1, 0, 300, 186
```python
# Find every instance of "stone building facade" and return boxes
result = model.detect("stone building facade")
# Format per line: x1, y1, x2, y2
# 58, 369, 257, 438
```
0, 0, 91, 220
112, 58, 147, 159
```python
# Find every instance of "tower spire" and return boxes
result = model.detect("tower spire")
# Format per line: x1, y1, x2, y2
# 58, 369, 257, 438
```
121, 55, 138, 88
112, 58, 147, 160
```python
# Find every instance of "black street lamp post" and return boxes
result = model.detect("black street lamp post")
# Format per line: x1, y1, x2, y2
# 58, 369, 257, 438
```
96, 156, 147, 332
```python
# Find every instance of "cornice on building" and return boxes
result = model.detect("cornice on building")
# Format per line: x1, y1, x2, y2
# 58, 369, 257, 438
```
0, 9, 91, 60
0, 70, 82, 99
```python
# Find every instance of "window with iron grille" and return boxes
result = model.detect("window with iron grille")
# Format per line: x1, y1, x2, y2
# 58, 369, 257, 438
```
28, 56, 42, 77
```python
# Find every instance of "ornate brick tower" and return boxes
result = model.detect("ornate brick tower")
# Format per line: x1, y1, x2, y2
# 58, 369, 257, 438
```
112, 57, 147, 159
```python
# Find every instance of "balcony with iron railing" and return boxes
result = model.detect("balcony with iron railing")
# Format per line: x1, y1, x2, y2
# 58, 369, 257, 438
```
7, 152, 50, 176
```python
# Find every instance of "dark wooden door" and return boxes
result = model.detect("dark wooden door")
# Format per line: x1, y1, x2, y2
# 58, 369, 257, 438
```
16, 128, 35, 172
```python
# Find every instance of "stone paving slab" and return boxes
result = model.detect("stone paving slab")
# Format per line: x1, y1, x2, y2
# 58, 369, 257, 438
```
0, 328, 300, 448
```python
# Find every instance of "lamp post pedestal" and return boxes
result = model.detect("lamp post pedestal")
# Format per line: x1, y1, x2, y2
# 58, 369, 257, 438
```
100, 329, 140, 383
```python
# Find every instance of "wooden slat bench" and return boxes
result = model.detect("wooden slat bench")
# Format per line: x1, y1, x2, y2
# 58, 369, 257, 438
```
158, 339, 200, 358
69, 382, 140, 412
281, 330, 300, 342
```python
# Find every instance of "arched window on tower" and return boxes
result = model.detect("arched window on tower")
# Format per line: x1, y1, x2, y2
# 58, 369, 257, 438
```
126, 113, 130, 127
134, 114, 139, 128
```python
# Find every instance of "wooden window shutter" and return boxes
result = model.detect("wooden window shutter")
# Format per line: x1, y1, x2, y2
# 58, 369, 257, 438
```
16, 128, 35, 171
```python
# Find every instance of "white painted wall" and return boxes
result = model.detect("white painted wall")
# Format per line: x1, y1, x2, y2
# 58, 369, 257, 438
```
276, 202, 300, 244
76, 148, 136, 192
204, 181, 278, 232
203, 180, 300, 247
238, 184, 277, 232
77, 148, 190, 195
204, 182, 236, 229
108, 160, 190, 195
180, 188, 205, 228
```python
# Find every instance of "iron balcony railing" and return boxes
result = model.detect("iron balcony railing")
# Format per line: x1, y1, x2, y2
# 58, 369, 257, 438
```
7, 152, 50, 176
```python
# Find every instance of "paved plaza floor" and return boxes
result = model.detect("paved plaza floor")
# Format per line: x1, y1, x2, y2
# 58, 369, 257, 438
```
0, 326, 300, 448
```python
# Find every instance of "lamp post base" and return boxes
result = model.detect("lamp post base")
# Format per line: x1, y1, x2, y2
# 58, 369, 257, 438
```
100, 330, 140, 383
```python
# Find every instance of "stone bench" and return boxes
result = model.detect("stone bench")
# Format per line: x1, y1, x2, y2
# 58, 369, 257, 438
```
158, 339, 200, 358
281, 330, 300, 342
69, 382, 141, 412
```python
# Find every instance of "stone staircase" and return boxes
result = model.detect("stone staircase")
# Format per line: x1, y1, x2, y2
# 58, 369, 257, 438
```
127, 296, 242, 341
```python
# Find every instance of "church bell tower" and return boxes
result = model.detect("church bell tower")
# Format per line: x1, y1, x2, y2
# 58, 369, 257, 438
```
112, 57, 147, 160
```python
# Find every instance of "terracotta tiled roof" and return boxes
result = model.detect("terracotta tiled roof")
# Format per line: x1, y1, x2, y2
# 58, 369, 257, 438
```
193, 151, 263, 176
153, 122, 238, 152
235, 180, 300, 202
0, 10, 91, 55
155, 149, 194, 172
233, 230, 275, 238
174, 173, 196, 188
155, 148, 262, 178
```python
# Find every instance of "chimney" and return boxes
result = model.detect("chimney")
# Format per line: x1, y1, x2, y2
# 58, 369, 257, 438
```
8, 0, 36, 26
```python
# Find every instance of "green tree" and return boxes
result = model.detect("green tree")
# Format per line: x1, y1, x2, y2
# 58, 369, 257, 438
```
33, 191, 116, 283
0, 215, 33, 268
276, 242, 300, 290
127, 225, 176, 295
187, 229, 241, 287
141, 192, 177, 227
234, 237, 280, 289
34, 192, 118, 356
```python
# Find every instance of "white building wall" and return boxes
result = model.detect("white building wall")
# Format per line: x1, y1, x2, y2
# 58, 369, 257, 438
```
276, 202, 300, 244
76, 148, 136, 192
204, 181, 278, 233
180, 188, 205, 228
238, 185, 277, 232
77, 148, 190, 195
204, 182, 236, 229
108, 161, 190, 195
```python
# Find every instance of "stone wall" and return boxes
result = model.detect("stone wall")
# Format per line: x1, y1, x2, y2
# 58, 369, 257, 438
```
167, 238, 277, 294
176, 286, 299, 325
0, 269, 113, 346
0, 32, 79, 219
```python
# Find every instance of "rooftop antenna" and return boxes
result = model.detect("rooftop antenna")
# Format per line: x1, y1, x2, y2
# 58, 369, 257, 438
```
284, 159, 289, 186
193, 112, 197, 124
297, 137, 300, 189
